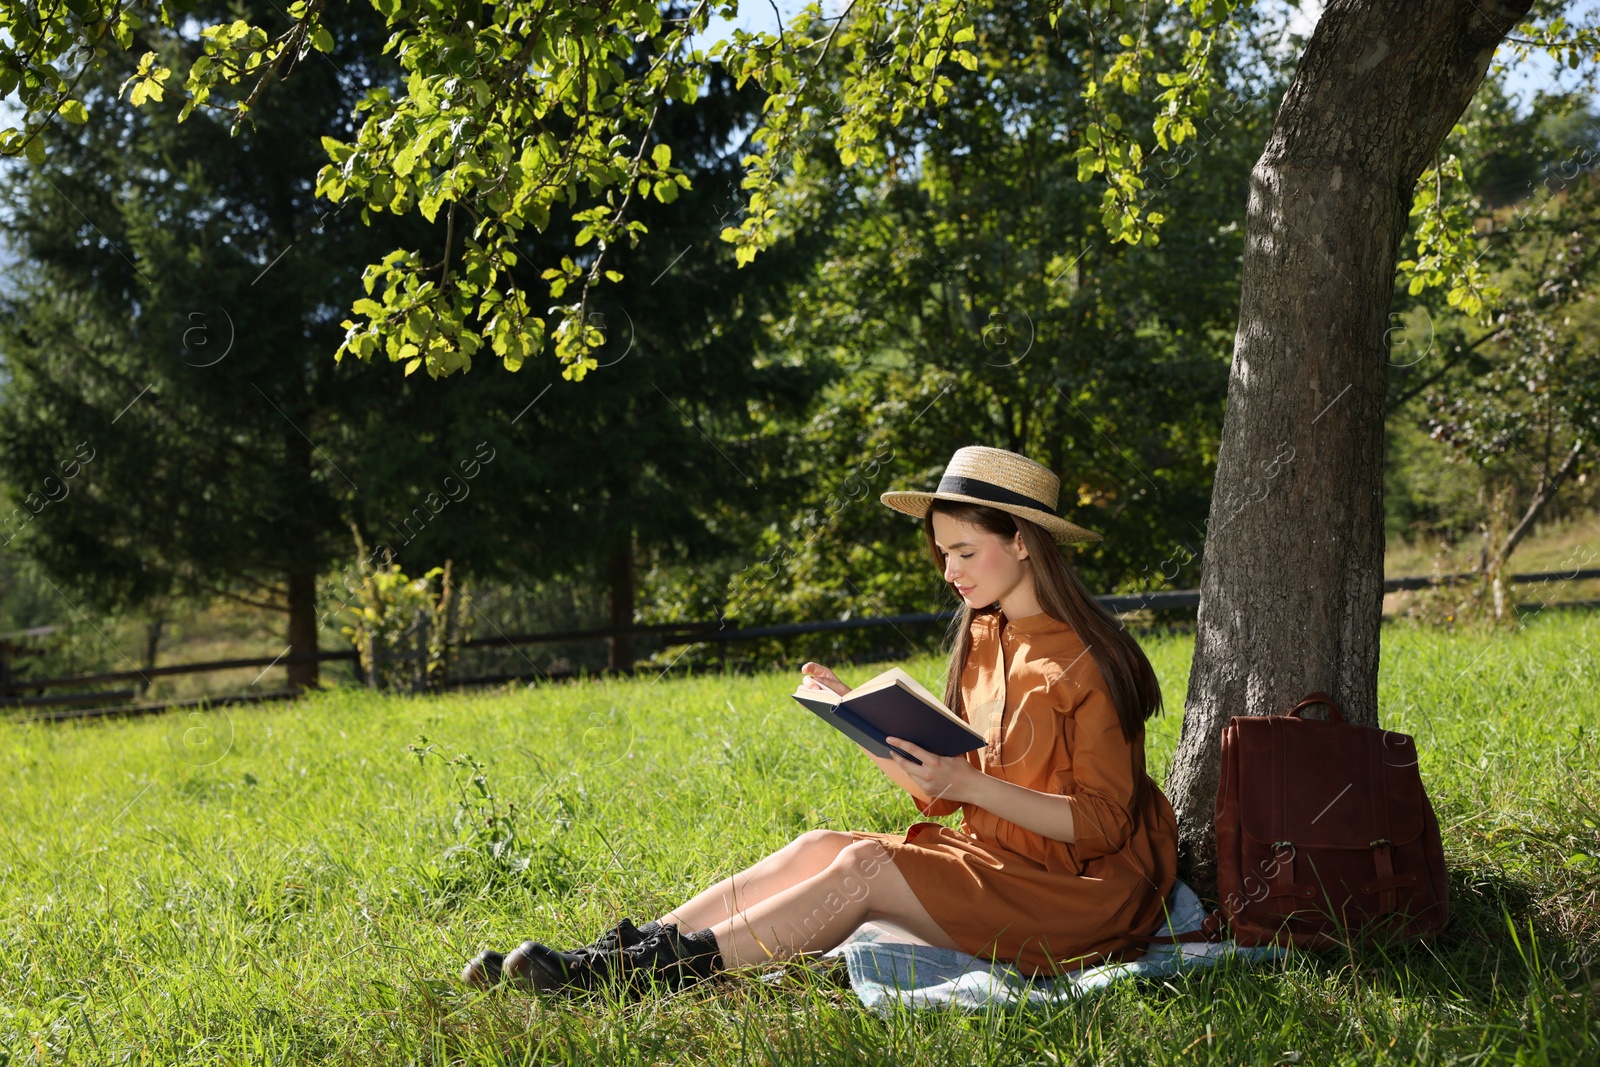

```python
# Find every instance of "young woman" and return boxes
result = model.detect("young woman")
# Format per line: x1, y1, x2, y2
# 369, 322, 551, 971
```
462, 445, 1181, 992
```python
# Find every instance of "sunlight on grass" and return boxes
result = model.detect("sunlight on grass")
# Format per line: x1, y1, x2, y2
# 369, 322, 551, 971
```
1, 616, 1596, 1064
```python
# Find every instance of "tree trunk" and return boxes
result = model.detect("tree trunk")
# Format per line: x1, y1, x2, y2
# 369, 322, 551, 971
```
138, 615, 165, 697
1499, 437, 1587, 562
1165, 0, 1532, 900
286, 567, 320, 691
282, 407, 322, 693
1488, 438, 1585, 621
607, 535, 636, 673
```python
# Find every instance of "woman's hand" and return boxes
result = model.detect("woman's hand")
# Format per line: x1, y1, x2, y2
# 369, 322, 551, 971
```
799, 662, 851, 696
885, 737, 979, 805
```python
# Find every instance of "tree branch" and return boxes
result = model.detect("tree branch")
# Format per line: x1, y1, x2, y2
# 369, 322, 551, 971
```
1499, 435, 1586, 563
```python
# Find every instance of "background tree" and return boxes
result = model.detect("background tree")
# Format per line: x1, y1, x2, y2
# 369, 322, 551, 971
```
647, 1, 1285, 670
0, 4, 835, 688
1383, 85, 1600, 549
1417, 171, 1600, 619
0, 1, 427, 690
335, 51, 837, 674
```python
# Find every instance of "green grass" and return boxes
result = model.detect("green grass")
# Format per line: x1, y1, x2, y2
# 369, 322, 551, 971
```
1, 614, 1597, 1066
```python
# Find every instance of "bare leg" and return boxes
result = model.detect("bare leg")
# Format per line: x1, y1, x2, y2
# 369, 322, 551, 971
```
654, 829, 855, 931
707, 838, 961, 967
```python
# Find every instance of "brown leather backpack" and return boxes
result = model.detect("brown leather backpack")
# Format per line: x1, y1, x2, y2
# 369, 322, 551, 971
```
1139, 691, 1451, 951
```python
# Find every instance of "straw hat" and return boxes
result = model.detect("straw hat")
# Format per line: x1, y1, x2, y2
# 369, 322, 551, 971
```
880, 446, 1103, 545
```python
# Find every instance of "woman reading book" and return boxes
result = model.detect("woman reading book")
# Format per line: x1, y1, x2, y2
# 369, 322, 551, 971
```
462, 445, 1181, 992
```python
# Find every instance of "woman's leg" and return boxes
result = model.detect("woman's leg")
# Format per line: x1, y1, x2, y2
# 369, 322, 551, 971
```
653, 829, 855, 932
707, 838, 961, 967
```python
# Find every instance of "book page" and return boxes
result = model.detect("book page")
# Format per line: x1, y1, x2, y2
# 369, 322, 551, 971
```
810, 666, 953, 713
795, 667, 981, 739
837, 667, 903, 699
792, 678, 844, 705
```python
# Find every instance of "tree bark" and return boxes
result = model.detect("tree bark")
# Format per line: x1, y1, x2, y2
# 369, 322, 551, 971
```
1165, 0, 1533, 900
286, 567, 320, 691
607, 534, 636, 673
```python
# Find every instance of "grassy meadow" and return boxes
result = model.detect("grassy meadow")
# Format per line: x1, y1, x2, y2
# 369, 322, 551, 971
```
1, 612, 1597, 1065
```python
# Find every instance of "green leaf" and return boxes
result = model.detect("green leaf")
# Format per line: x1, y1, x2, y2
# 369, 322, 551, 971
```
58, 99, 88, 125
24, 135, 45, 165
651, 142, 671, 169
320, 136, 353, 163
114, 12, 138, 49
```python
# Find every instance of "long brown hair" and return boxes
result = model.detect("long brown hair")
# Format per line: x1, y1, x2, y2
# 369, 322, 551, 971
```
925, 500, 1164, 744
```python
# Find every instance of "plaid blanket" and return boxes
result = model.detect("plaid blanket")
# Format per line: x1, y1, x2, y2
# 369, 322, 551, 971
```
820, 878, 1287, 1012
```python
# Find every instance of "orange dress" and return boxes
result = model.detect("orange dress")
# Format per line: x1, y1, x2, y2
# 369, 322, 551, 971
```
849, 607, 1180, 976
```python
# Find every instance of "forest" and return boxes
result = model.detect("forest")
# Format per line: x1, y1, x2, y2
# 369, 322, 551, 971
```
1, 1, 1595, 704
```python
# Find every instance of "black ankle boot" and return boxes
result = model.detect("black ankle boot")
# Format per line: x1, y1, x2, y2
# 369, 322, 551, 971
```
576, 918, 660, 958
461, 949, 504, 988
614, 922, 723, 990
503, 940, 594, 991
503, 923, 722, 994
471, 919, 658, 991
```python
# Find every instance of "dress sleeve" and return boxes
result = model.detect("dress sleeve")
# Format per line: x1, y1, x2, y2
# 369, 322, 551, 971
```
913, 794, 962, 818
1055, 679, 1138, 859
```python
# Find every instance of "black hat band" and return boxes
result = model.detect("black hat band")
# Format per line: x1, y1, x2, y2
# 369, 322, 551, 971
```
935, 474, 1057, 517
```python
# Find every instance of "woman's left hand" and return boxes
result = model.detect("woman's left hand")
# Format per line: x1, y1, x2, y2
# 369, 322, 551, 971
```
886, 737, 977, 804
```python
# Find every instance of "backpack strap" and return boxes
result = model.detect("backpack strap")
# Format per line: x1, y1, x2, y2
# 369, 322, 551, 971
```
1368, 728, 1396, 913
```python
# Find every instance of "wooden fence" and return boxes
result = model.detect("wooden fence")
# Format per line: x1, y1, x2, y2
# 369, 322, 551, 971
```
6, 566, 1598, 722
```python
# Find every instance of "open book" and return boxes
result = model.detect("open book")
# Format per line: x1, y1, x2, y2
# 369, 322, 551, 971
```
792, 666, 987, 764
